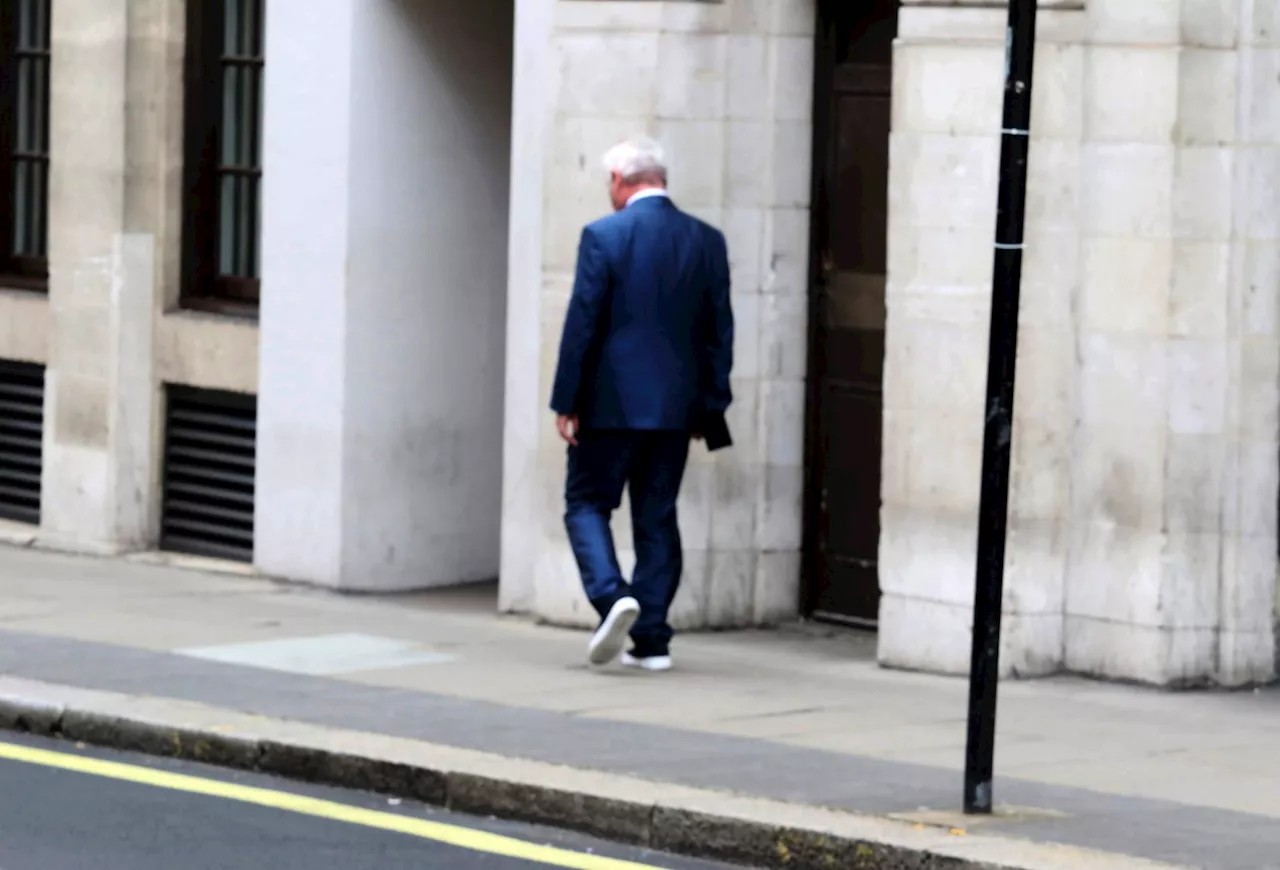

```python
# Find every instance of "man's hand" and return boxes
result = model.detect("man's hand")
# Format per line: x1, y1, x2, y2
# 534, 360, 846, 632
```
557, 414, 580, 447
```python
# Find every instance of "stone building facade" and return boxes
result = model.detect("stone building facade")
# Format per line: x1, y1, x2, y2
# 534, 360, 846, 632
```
0, 0, 1275, 688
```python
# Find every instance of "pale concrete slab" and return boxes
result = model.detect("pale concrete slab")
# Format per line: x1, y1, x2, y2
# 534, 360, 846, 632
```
179, 633, 458, 676
0, 546, 1277, 870
993, 757, 1280, 819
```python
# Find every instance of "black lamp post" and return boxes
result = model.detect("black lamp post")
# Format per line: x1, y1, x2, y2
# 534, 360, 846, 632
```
963, 0, 1039, 816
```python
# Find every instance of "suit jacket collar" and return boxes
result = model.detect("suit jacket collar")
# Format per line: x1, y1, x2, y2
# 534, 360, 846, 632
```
626, 195, 675, 212
626, 188, 672, 209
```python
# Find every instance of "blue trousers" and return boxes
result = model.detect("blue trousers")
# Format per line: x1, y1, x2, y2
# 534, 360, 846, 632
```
564, 429, 691, 654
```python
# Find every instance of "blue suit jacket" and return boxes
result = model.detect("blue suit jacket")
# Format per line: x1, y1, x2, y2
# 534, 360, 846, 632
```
550, 196, 734, 431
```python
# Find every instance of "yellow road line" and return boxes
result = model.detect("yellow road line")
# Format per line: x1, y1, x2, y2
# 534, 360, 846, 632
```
0, 740, 668, 870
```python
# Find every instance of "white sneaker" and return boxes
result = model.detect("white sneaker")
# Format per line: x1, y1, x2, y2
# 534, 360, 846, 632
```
621, 651, 673, 672
587, 597, 641, 666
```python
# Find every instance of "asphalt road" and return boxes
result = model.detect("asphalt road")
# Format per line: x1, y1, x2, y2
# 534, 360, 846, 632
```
0, 733, 739, 870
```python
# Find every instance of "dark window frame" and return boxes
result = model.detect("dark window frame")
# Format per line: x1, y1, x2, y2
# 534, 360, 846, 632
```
181, 0, 265, 316
0, 0, 51, 292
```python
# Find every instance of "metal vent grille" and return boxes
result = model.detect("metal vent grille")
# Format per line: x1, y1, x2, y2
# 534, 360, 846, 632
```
161, 386, 256, 561
0, 359, 44, 524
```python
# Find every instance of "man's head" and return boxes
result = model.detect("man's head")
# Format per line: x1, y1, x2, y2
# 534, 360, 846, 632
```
601, 137, 668, 212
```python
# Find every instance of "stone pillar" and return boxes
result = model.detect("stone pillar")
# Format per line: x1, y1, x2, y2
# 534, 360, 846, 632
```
878, 0, 1084, 676
1065, 0, 1278, 685
881, 0, 1278, 686
1063, 0, 1195, 683
41, 0, 167, 553
255, 0, 512, 590
498, 0, 555, 614
499, 0, 816, 628
253, 0, 353, 585
1202, 0, 1279, 684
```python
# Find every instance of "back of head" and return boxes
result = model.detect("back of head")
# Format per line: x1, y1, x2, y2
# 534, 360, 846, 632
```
601, 137, 669, 187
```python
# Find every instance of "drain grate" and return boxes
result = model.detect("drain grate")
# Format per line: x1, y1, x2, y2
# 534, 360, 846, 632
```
0, 359, 44, 525
161, 385, 256, 561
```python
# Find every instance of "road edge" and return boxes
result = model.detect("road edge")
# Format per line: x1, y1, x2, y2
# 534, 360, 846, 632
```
0, 678, 1185, 870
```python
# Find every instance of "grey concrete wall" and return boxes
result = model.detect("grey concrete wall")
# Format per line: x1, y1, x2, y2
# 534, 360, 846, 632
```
256, 0, 513, 590
341, 0, 513, 587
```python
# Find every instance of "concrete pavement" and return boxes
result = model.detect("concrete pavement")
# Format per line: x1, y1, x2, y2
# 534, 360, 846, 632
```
0, 543, 1275, 869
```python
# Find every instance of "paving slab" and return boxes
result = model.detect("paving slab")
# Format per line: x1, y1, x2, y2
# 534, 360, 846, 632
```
0, 546, 1276, 869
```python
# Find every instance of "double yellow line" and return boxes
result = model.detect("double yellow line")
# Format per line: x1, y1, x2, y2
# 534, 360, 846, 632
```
0, 740, 669, 870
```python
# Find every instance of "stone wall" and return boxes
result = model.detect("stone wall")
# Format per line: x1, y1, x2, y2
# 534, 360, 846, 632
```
879, 0, 1279, 686
499, 0, 817, 628
0, 291, 47, 367
1063, 0, 1278, 686
877, 1, 1085, 678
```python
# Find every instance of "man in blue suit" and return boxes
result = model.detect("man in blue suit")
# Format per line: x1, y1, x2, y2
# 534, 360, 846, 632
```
550, 137, 734, 672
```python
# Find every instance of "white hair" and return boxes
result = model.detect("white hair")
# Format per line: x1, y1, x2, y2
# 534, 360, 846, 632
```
601, 137, 668, 184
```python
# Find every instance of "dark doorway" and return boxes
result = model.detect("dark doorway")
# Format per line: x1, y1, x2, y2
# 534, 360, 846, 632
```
802, 0, 898, 627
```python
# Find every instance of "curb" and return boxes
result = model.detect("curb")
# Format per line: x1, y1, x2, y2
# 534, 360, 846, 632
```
0, 683, 1183, 870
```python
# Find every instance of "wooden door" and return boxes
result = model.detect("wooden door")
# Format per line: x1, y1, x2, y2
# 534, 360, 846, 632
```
803, 0, 898, 626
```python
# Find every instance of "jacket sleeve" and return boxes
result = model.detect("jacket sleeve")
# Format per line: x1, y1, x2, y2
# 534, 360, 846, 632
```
550, 227, 609, 416
701, 228, 734, 414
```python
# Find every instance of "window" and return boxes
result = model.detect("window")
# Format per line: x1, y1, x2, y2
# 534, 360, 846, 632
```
0, 0, 51, 290
182, 0, 265, 312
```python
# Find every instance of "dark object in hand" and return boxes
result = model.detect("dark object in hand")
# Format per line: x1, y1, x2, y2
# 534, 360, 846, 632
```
697, 411, 733, 452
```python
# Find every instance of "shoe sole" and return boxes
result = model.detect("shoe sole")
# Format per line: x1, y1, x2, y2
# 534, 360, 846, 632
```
621, 654, 672, 672
588, 598, 641, 666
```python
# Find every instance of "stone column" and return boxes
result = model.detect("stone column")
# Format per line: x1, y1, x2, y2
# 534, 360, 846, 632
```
41, 0, 166, 553
499, 0, 816, 628
1063, 0, 1277, 686
1212, 0, 1280, 683
1063, 0, 1193, 682
878, 0, 1084, 676
880, 0, 1277, 686
256, 0, 512, 590
253, 0, 354, 585
498, 0, 555, 614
